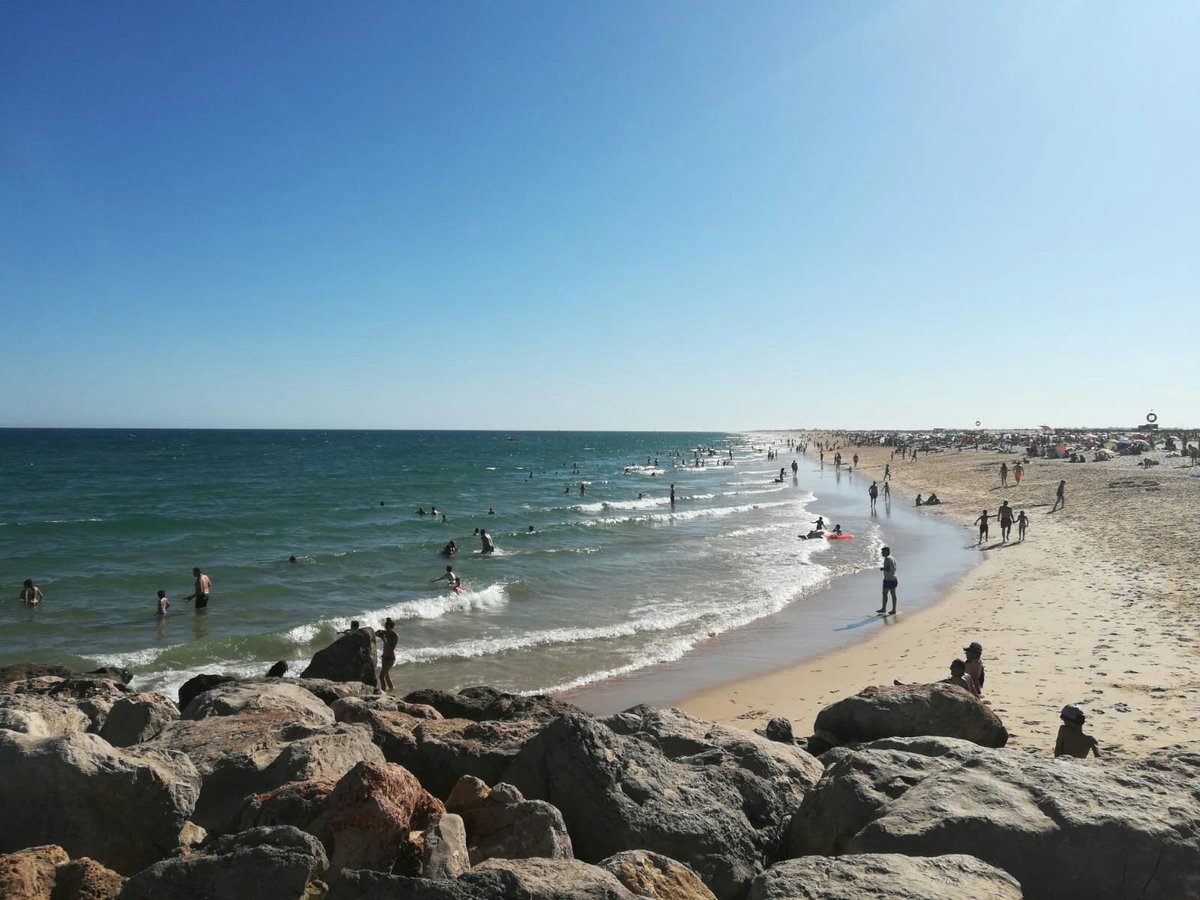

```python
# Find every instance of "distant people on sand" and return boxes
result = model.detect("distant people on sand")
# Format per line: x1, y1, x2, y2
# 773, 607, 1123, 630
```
18, 579, 43, 606
1013, 462, 1023, 485
1000, 462, 1008, 487
379, 618, 398, 691
480, 530, 496, 555
878, 546, 897, 615
883, 481, 891, 501
963, 642, 986, 692
915, 494, 941, 507
1054, 704, 1100, 758
1051, 480, 1066, 512
1017, 510, 1029, 541
156, 590, 170, 617
185, 568, 211, 610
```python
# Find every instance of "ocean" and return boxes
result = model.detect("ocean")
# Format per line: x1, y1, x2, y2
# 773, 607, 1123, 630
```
1, 429, 912, 703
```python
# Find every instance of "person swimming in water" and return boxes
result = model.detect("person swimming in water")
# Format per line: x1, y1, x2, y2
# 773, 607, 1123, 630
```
432, 566, 461, 590
440, 541, 457, 557
156, 590, 170, 616
480, 530, 496, 555
18, 579, 43, 606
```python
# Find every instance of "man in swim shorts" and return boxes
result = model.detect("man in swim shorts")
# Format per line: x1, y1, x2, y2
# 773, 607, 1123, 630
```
877, 546, 897, 614
185, 567, 211, 609
973, 510, 991, 545
997, 501, 1015, 542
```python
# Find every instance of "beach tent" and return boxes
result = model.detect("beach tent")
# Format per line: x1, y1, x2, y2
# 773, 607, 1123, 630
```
1094, 448, 1117, 461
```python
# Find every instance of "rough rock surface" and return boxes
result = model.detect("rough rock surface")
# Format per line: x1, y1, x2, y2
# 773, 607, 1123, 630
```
787, 737, 975, 857
422, 813, 470, 879
50, 856, 126, 900
0, 693, 92, 739
403, 686, 584, 724
151, 709, 382, 834
472, 857, 639, 899
749, 854, 1023, 900
180, 680, 335, 727
238, 778, 337, 831
0, 845, 69, 899
394, 717, 544, 799
97, 693, 179, 747
300, 628, 379, 688
0, 732, 200, 875
811, 684, 1009, 749
504, 711, 822, 900
326, 868, 532, 900
757, 718, 794, 744
307, 761, 446, 876
793, 738, 1200, 899
598, 850, 717, 900
273, 677, 379, 706
2, 676, 133, 733
0, 663, 79, 683
116, 826, 327, 900
446, 776, 572, 864
177, 673, 236, 711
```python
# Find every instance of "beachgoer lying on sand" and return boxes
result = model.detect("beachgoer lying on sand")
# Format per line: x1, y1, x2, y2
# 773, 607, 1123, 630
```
1054, 705, 1100, 758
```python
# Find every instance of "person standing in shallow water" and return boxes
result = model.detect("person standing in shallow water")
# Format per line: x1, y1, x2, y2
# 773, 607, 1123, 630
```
378, 618, 398, 691
877, 546, 897, 615
184, 568, 211, 610
18, 579, 43, 606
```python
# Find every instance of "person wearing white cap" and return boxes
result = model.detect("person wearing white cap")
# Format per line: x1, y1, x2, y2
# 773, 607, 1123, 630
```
1054, 705, 1100, 758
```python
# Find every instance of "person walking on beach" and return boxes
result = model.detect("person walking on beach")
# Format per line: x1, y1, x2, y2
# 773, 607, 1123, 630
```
155, 590, 170, 617
1051, 480, 1066, 512
1000, 462, 1008, 487
883, 481, 891, 502
1016, 510, 1029, 541
997, 501, 1015, 542
184, 568, 211, 609
378, 618, 398, 691
1013, 462, 1023, 485
1054, 705, 1100, 758
884, 464, 891, 481
868, 481, 879, 513
973, 510, 992, 545
853, 453, 859, 469
877, 546, 898, 615
963, 642, 986, 691
18, 579, 43, 606
791, 459, 798, 477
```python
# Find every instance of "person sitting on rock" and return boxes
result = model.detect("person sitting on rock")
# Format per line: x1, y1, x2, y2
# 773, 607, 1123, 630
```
1054, 705, 1100, 758
963, 641, 985, 692
938, 659, 980, 696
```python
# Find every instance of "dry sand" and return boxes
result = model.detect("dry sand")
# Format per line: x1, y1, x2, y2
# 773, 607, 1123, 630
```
681, 435, 1200, 758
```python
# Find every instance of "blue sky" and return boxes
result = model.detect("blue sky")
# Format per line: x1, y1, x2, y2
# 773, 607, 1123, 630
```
4, 2, 1197, 430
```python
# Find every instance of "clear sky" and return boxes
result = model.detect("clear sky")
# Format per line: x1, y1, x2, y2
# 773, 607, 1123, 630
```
4, 2, 1198, 430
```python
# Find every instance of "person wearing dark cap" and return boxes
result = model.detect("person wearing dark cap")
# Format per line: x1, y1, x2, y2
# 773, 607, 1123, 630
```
963, 642, 985, 692
1054, 705, 1100, 758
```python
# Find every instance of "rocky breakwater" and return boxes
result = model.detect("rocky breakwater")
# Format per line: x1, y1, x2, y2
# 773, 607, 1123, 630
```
3, 640, 1198, 900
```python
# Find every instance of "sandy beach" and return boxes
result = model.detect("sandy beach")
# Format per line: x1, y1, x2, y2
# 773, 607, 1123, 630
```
681, 434, 1200, 758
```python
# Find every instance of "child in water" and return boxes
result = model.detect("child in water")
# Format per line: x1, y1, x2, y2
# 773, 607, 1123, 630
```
156, 590, 170, 617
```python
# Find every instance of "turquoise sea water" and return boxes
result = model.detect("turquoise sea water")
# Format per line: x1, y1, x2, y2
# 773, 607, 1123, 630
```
0, 429, 886, 700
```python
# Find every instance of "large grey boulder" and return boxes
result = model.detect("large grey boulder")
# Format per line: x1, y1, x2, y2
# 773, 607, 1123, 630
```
1, 675, 133, 733
0, 731, 200, 875
811, 684, 1008, 750
116, 826, 327, 900
301, 628, 379, 688
423, 813, 470, 879
503, 712, 822, 900
152, 709, 383, 834
0, 692, 91, 738
792, 738, 1200, 899
98, 692, 179, 747
472, 857, 639, 899
446, 776, 572, 864
326, 867, 538, 900
787, 736, 977, 856
599, 849, 717, 900
750, 854, 1023, 899
180, 680, 335, 727
177, 673, 236, 710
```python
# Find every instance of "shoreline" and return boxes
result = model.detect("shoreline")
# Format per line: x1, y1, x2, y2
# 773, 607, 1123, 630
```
675, 436, 1200, 757
563, 454, 978, 716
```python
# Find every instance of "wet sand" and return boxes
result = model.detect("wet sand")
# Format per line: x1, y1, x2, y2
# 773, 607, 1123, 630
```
678, 436, 1200, 758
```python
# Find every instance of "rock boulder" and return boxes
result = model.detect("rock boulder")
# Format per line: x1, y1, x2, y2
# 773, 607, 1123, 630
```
403, 686, 584, 724
97, 693, 179, 747
300, 629, 378, 688
446, 776, 572, 864
177, 673, 236, 711
0, 732, 200, 875
598, 850, 717, 900
750, 854, 1023, 900
180, 680, 334, 727
811, 684, 1008, 749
